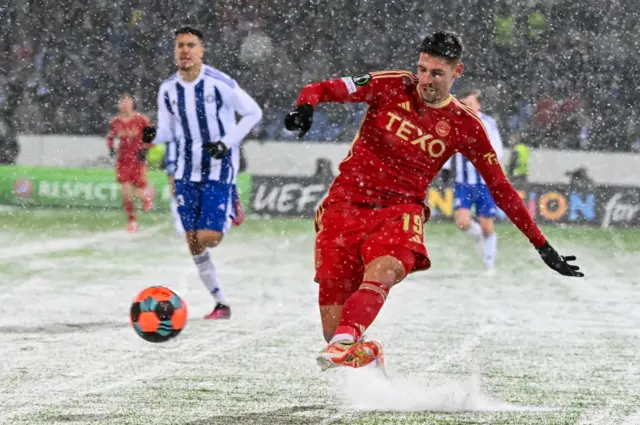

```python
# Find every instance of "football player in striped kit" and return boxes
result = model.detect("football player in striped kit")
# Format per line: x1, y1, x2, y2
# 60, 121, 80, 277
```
442, 89, 504, 272
144, 26, 262, 319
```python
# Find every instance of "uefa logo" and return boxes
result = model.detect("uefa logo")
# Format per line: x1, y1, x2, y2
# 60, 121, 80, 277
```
13, 179, 33, 199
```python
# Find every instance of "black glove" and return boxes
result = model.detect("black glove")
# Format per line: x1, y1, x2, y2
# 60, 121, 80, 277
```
142, 126, 156, 144
440, 168, 452, 183
136, 149, 148, 163
284, 103, 314, 138
109, 147, 117, 159
205, 141, 229, 159
537, 242, 584, 277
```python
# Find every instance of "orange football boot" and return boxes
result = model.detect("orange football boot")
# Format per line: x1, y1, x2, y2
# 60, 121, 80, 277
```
316, 340, 384, 371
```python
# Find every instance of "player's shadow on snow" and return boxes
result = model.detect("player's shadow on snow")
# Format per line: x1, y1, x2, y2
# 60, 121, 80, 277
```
186, 405, 336, 425
0, 321, 123, 335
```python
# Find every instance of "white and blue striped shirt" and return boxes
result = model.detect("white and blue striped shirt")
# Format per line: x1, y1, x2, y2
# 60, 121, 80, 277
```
153, 65, 262, 183
445, 112, 504, 185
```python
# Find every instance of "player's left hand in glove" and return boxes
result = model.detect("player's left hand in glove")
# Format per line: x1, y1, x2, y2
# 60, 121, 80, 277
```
284, 104, 314, 138
205, 141, 229, 159
440, 168, 452, 184
108, 147, 117, 159
142, 126, 156, 144
136, 149, 148, 163
536, 242, 584, 277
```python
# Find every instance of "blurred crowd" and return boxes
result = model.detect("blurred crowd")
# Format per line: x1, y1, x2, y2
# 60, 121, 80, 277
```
1, 0, 639, 163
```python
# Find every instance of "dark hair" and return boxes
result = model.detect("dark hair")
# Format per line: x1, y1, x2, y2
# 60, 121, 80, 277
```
174, 26, 204, 41
420, 31, 463, 61
458, 88, 481, 102
119, 92, 133, 100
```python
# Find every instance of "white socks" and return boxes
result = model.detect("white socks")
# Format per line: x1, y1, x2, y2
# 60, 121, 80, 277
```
193, 250, 228, 305
329, 333, 355, 345
464, 221, 497, 270
483, 232, 497, 270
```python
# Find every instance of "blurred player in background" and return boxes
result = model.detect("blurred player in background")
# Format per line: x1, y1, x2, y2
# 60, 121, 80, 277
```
144, 26, 262, 319
285, 31, 582, 371
106, 93, 153, 232
441, 89, 504, 271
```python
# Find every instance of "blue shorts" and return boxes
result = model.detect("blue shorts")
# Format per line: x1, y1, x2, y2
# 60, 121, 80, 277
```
453, 183, 497, 218
175, 180, 234, 233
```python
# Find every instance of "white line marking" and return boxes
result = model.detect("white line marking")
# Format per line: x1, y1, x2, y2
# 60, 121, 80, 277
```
0, 225, 164, 260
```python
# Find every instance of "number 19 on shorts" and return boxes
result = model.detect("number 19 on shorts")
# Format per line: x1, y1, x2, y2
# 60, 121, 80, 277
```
402, 213, 423, 240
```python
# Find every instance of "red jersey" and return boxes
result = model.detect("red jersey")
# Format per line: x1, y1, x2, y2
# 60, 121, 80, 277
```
297, 70, 546, 248
106, 113, 152, 164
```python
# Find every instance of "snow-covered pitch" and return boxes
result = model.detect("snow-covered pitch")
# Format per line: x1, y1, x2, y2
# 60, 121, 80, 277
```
1, 208, 639, 425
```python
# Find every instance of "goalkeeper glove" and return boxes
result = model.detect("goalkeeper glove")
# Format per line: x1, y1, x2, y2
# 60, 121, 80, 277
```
205, 141, 229, 159
142, 126, 156, 144
284, 104, 314, 138
536, 241, 584, 277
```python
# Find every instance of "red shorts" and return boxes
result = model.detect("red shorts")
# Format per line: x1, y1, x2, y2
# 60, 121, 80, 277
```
315, 202, 431, 304
116, 162, 146, 189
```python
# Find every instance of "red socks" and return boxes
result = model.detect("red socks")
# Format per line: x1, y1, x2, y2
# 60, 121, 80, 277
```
334, 280, 390, 341
124, 198, 135, 222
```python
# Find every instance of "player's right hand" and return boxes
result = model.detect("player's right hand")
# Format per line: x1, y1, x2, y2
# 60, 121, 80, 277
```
205, 141, 229, 159
142, 126, 156, 144
284, 104, 314, 138
536, 242, 584, 277
109, 147, 117, 158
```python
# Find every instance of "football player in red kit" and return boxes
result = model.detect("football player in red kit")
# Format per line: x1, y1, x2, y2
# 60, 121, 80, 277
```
285, 32, 583, 372
106, 93, 153, 232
